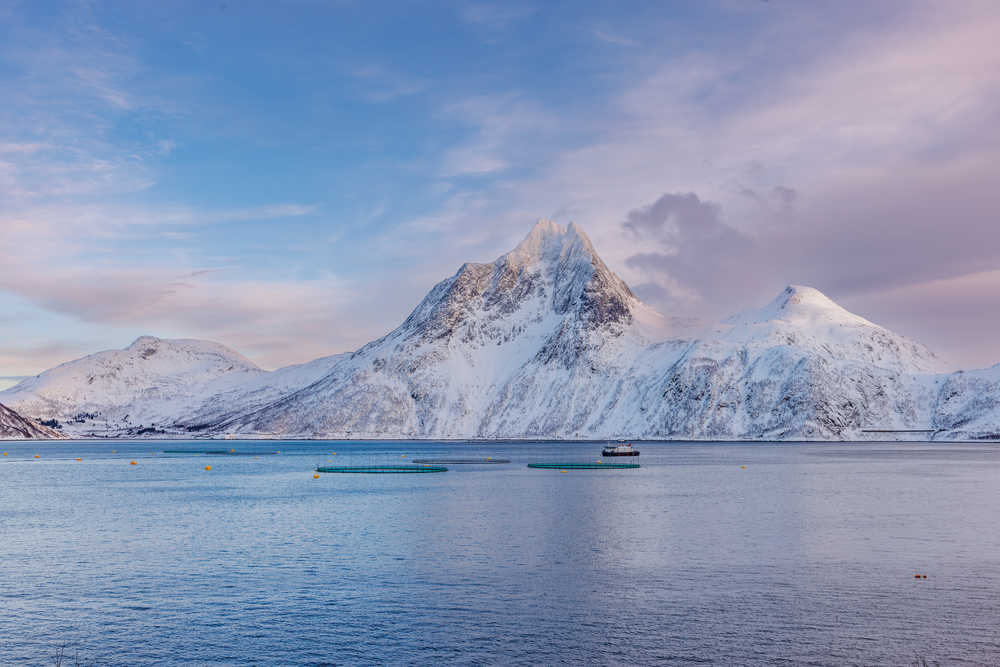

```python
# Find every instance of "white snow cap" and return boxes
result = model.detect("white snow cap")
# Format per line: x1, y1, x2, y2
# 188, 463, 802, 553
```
505, 219, 597, 266
748, 285, 873, 327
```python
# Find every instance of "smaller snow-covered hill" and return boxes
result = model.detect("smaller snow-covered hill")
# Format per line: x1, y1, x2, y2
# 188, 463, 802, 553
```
0, 336, 265, 436
0, 402, 66, 439
642, 286, 946, 439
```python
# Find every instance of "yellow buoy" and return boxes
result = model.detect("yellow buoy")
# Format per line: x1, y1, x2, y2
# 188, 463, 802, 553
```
2, 452, 7, 456
560, 469, 567, 473
204, 465, 212, 471
230, 448, 235, 452
111, 450, 116, 454
313, 473, 320, 479
401, 454, 406, 458
740, 465, 746, 469
129, 460, 137, 465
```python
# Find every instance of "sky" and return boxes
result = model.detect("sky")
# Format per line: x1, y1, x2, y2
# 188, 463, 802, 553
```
2, 0, 999, 383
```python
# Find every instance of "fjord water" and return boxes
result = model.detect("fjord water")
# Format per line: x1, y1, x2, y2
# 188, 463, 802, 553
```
1, 441, 998, 665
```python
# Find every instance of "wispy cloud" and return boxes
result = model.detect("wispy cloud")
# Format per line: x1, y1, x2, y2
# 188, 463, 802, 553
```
437, 93, 557, 178
351, 64, 427, 103
591, 29, 638, 47
458, 3, 537, 29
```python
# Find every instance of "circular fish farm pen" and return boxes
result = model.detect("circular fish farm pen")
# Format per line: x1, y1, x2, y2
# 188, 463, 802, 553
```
527, 463, 640, 470
315, 465, 449, 474
410, 458, 511, 464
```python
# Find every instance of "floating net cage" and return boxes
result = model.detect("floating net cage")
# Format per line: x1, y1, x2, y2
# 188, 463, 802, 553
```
527, 463, 640, 470
315, 465, 449, 474
410, 458, 511, 464
162, 450, 278, 456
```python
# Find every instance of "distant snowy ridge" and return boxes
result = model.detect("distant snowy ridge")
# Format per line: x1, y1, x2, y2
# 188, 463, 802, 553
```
0, 335, 266, 436
0, 402, 66, 439
1, 220, 997, 441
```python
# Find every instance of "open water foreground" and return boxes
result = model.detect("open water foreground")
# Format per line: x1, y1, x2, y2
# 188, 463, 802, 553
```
0, 440, 998, 665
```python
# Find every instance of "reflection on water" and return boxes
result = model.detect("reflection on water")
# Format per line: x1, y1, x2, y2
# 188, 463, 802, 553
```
0, 440, 998, 665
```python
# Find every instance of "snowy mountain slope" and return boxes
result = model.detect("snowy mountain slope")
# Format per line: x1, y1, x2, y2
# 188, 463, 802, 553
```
0, 402, 66, 439
630, 285, 947, 439
214, 220, 675, 437
932, 365, 1000, 440
0, 336, 265, 436
3, 220, 998, 440
176, 352, 348, 432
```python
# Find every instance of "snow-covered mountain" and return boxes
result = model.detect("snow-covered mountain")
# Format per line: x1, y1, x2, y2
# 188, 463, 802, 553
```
638, 285, 946, 439
0, 402, 65, 439
0, 336, 265, 436
1, 220, 997, 440
931, 365, 1000, 440
212, 220, 674, 438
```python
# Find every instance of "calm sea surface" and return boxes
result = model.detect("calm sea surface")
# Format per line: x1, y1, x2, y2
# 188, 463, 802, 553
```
0, 440, 998, 665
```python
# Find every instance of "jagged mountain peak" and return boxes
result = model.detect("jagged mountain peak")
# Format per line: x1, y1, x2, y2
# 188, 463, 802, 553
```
396, 220, 643, 345
504, 219, 597, 268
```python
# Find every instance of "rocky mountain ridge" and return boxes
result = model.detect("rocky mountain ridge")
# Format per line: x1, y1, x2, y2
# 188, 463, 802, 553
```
1, 220, 997, 441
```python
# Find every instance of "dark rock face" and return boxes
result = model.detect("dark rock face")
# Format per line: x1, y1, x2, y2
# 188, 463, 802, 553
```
0, 403, 65, 439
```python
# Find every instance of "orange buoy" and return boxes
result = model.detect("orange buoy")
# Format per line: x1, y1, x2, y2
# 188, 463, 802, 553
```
922, 574, 928, 579
914, 574, 921, 578
129, 460, 137, 465
401, 454, 406, 458
313, 473, 320, 479
2, 452, 7, 456
34, 454, 40, 458
75, 457, 82, 462
204, 465, 212, 471
230, 448, 235, 452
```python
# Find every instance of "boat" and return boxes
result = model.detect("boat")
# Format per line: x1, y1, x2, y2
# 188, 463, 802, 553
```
602, 441, 639, 457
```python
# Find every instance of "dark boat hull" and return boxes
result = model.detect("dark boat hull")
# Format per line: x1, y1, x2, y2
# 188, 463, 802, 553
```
602, 450, 640, 456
